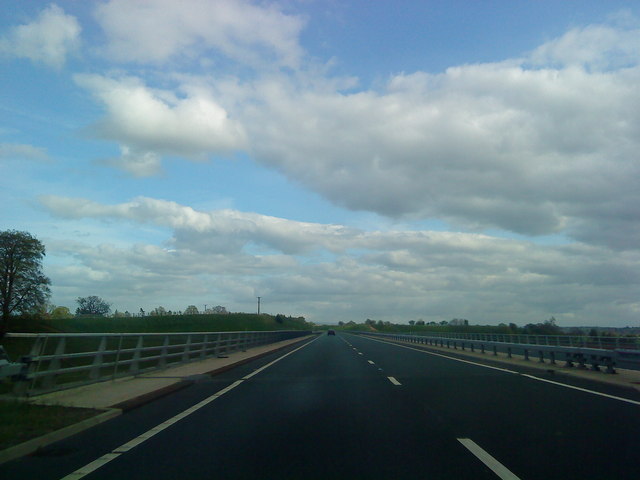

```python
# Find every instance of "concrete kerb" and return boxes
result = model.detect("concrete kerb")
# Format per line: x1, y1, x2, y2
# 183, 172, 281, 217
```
0, 334, 316, 464
359, 334, 640, 393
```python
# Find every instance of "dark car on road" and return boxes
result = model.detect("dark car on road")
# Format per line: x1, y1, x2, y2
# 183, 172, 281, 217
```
327, 329, 336, 335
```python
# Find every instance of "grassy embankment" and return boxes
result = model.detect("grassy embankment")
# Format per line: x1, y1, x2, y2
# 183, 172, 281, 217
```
0, 400, 100, 452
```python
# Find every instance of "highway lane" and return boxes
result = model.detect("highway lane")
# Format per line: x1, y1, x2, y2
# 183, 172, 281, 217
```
346, 333, 640, 479
2, 331, 639, 479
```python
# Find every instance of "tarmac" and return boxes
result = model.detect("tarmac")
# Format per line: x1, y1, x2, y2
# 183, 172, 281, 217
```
2, 332, 639, 464
363, 334, 640, 394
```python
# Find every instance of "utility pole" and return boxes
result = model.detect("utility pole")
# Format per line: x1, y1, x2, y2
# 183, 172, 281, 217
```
204, 304, 207, 314
257, 297, 261, 315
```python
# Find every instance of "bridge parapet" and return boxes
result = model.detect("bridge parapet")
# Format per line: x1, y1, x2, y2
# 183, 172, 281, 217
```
2, 330, 311, 396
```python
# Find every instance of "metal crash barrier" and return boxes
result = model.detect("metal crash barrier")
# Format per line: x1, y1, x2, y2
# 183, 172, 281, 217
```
354, 332, 640, 374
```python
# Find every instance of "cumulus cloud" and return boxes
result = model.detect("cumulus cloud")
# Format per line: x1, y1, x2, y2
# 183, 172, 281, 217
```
94, 0, 305, 68
242, 22, 640, 250
71, 5, 638, 250
75, 74, 247, 173
40, 195, 640, 325
0, 4, 80, 68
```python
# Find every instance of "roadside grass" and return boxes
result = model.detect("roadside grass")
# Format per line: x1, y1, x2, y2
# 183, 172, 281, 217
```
0, 398, 100, 451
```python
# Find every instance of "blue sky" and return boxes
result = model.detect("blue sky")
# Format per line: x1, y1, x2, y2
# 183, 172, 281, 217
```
1, 1, 639, 326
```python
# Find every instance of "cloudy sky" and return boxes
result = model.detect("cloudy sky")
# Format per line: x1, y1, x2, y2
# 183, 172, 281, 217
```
1, 1, 639, 326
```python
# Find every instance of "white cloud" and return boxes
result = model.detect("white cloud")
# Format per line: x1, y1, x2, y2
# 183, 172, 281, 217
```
529, 23, 640, 70
75, 74, 247, 174
0, 4, 80, 68
39, 195, 640, 326
39, 195, 356, 254
100, 146, 163, 177
0, 142, 49, 161
240, 22, 640, 250
94, 0, 305, 68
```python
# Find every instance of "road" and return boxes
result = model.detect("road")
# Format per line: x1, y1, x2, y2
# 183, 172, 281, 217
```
2, 332, 640, 479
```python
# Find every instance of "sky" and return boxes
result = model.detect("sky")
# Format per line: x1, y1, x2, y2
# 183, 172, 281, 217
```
1, 1, 639, 327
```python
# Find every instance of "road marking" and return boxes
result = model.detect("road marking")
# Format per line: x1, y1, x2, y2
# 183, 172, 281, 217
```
60, 336, 320, 480
368, 360, 375, 365
458, 438, 521, 480
387, 376, 401, 385
358, 335, 640, 406
519, 373, 640, 406
358, 352, 363, 355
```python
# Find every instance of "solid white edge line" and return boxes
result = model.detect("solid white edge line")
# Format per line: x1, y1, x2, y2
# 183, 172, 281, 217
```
358, 335, 640, 406
368, 360, 375, 365
60, 336, 320, 480
519, 373, 640, 406
387, 376, 401, 385
458, 438, 521, 480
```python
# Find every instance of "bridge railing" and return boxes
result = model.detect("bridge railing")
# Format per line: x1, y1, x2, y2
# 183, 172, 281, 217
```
354, 332, 640, 373
3, 330, 311, 396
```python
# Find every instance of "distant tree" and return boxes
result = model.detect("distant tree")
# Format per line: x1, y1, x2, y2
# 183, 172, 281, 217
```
275, 314, 286, 324
211, 305, 228, 314
150, 306, 167, 316
416, 320, 425, 326
0, 230, 51, 337
409, 320, 416, 326
76, 296, 111, 316
50, 306, 72, 319
184, 305, 199, 315
124, 310, 131, 317
113, 309, 126, 318
338, 321, 345, 326
139, 308, 145, 316
523, 319, 562, 335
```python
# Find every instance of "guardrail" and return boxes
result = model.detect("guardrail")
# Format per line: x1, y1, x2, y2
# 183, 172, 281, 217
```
354, 332, 640, 373
3, 330, 311, 396
391, 331, 640, 350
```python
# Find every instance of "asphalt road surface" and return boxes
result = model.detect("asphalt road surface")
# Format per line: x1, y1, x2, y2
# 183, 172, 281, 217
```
3, 332, 640, 479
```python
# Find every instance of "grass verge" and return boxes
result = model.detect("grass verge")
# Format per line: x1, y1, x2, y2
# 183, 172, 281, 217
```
0, 399, 99, 451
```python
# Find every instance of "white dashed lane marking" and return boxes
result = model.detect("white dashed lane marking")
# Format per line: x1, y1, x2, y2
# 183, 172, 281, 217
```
458, 438, 521, 480
387, 376, 401, 386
